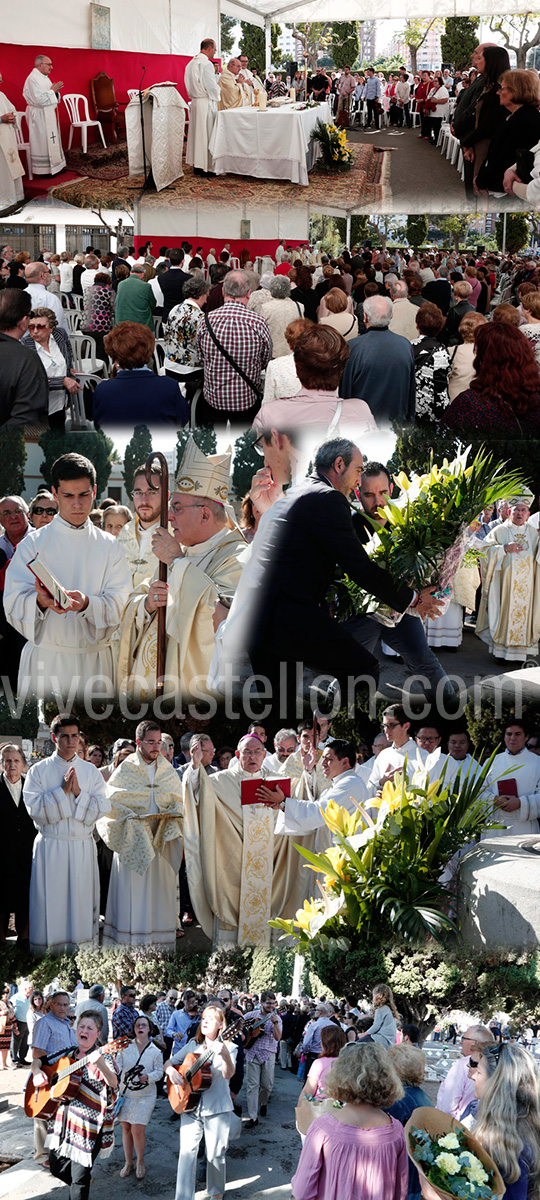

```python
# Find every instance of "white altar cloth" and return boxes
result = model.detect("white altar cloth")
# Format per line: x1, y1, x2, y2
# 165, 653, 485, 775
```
126, 83, 186, 191
209, 102, 330, 187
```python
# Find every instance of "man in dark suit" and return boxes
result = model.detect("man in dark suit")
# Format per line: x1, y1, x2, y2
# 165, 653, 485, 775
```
0, 744, 36, 946
159, 248, 191, 320
246, 438, 442, 714
443, 280, 475, 345
0, 291, 49, 428
110, 246, 130, 291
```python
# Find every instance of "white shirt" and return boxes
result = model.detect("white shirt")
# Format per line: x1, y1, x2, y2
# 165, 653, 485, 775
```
368, 739, 424, 795
275, 768, 368, 835
80, 268, 98, 291
24, 283, 67, 332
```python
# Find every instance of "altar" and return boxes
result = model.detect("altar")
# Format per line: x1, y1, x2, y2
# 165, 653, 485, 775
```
209, 102, 331, 187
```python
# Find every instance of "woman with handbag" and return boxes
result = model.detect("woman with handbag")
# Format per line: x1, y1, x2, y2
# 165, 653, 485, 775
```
0, 985, 17, 1069
164, 1002, 237, 1200
114, 1015, 163, 1180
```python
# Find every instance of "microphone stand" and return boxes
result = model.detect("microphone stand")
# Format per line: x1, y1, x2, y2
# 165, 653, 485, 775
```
138, 65, 154, 190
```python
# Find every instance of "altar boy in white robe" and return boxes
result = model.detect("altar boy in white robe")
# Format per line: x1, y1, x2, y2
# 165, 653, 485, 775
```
3, 451, 132, 702
97, 720, 184, 948
265, 737, 370, 852
184, 38, 221, 175
22, 54, 66, 176
485, 719, 540, 837
23, 714, 110, 954
0, 73, 24, 208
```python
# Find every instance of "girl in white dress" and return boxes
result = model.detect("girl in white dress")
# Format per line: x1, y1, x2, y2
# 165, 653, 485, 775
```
114, 1015, 163, 1180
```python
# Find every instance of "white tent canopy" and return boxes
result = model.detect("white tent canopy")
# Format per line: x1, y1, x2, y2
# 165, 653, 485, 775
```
221, 0, 535, 28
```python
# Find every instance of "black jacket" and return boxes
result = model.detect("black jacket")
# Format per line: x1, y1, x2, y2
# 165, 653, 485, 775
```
422, 278, 452, 316
452, 74, 486, 141
0, 774, 36, 898
0, 333, 49, 429
461, 84, 507, 150
443, 299, 475, 346
476, 105, 540, 192
159, 268, 191, 320
249, 473, 414, 647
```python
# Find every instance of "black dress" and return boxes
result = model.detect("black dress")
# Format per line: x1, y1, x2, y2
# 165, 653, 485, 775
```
476, 105, 540, 192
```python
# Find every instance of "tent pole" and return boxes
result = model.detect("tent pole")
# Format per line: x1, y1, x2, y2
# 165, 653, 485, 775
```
346, 213, 351, 248
502, 211, 507, 254
265, 16, 272, 78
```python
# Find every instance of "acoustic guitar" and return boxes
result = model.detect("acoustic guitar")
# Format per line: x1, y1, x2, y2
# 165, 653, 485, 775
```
24, 1037, 129, 1119
167, 1016, 247, 1114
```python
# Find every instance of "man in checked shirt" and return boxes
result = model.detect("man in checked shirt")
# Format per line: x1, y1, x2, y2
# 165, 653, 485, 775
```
244, 989, 282, 1127
196, 269, 272, 425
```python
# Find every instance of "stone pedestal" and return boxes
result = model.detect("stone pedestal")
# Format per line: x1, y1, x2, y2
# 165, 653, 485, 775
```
458, 835, 540, 949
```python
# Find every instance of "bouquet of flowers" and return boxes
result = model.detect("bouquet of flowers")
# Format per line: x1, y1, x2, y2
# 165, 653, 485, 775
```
405, 1108, 505, 1199
309, 118, 353, 171
332, 446, 527, 627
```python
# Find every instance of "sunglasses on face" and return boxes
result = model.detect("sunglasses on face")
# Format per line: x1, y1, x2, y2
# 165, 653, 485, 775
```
32, 506, 57, 516
29, 322, 50, 330
469, 1058, 479, 1068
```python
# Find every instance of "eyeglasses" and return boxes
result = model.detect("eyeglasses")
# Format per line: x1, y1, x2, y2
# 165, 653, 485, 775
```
28, 322, 50, 330
0, 509, 24, 520
32, 506, 57, 516
484, 1044, 504, 1064
169, 502, 207, 515
469, 1058, 479, 1068
252, 434, 265, 457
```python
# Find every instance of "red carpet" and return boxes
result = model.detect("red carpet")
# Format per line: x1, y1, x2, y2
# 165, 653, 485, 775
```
24, 171, 79, 200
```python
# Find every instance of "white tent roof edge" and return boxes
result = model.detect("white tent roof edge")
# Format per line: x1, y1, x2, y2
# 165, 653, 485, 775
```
221, 0, 536, 26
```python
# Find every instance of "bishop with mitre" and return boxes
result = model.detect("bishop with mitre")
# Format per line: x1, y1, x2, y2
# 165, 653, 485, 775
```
476, 490, 540, 662
116, 437, 245, 705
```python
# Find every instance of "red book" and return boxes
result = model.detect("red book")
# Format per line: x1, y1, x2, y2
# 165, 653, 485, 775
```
241, 777, 291, 806
497, 779, 519, 797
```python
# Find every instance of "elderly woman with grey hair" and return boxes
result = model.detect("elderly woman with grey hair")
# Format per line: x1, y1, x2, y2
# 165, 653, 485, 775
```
163, 274, 210, 404
247, 270, 275, 314
260, 274, 305, 358
21, 307, 80, 432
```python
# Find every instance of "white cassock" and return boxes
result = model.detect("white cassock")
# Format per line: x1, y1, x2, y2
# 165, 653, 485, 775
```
0, 92, 24, 208
22, 68, 66, 176
184, 53, 221, 173
275, 767, 370, 852
3, 515, 132, 702
367, 738, 425, 796
422, 750, 484, 789
485, 747, 540, 837
23, 751, 110, 954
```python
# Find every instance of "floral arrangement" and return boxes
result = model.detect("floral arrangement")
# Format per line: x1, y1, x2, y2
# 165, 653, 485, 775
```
331, 446, 527, 627
292, 100, 320, 110
407, 1120, 503, 1199
309, 118, 353, 171
269, 755, 503, 948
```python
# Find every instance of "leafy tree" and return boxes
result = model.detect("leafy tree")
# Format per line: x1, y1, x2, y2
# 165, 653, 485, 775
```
239, 22, 265, 72
391, 424, 540, 504
271, 23, 284, 70
404, 18, 444, 74
249, 946, 295, 993
291, 22, 332, 73
39, 430, 115, 498
436, 215, 473, 251
175, 427, 217, 473
496, 213, 530, 253
440, 18, 480, 70
220, 14, 236, 57
123, 424, 153, 499
406, 214, 429, 251
331, 22, 359, 71
0, 695, 39, 738
489, 14, 540, 68
231, 430, 260, 500
0, 429, 26, 497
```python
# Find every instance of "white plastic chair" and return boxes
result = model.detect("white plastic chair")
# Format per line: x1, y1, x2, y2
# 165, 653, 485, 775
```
153, 315, 163, 340
152, 338, 166, 375
14, 111, 33, 180
70, 333, 107, 377
64, 310, 82, 334
63, 94, 106, 154
70, 294, 83, 311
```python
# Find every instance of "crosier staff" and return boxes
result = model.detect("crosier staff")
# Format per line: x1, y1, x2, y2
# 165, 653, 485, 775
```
145, 451, 169, 696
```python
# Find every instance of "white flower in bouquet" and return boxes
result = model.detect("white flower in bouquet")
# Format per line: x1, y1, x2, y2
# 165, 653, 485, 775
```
438, 1133, 461, 1150
434, 1151, 462, 1175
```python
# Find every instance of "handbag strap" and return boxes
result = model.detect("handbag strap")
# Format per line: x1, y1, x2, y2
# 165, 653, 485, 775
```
121, 1045, 147, 1094
203, 312, 262, 403
343, 314, 356, 337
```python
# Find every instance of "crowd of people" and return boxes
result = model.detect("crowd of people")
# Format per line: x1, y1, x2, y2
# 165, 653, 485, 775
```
2, 705, 540, 959
2, 974, 540, 1200
3, 238, 540, 432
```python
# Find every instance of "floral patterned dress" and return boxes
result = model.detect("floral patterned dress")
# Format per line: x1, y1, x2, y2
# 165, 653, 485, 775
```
411, 336, 451, 421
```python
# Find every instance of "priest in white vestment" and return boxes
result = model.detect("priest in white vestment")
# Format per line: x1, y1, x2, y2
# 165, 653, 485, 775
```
484, 719, 540, 837
22, 54, 66, 176
477, 494, 540, 662
268, 737, 370, 851
0, 76, 24, 209
218, 60, 251, 110
3, 451, 132, 702
98, 721, 184, 948
183, 734, 316, 947
117, 438, 245, 705
23, 716, 110, 954
117, 463, 163, 588
421, 730, 483, 790
367, 704, 425, 796
184, 38, 221, 174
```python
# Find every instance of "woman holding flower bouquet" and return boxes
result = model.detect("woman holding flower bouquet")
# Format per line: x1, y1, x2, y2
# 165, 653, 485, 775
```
291, 1043, 408, 1200
470, 1043, 540, 1199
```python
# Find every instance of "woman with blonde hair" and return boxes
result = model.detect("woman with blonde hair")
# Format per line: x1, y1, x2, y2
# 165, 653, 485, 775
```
386, 1044, 433, 1199
357, 985, 399, 1048
470, 1043, 540, 1199
319, 288, 359, 341
164, 1002, 237, 1200
291, 1043, 408, 1200
447, 311, 487, 401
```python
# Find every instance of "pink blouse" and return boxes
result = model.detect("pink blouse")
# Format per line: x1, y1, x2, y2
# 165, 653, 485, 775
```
306, 1056, 336, 1099
291, 1113, 408, 1200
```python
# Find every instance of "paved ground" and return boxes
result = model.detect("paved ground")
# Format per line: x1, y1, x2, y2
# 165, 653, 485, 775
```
0, 1054, 442, 1200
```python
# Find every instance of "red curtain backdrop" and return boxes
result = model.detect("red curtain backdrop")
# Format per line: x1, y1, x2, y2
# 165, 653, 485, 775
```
134, 237, 307, 259
2, 42, 192, 141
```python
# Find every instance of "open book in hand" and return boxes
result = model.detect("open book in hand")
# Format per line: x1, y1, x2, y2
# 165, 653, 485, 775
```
27, 555, 72, 611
